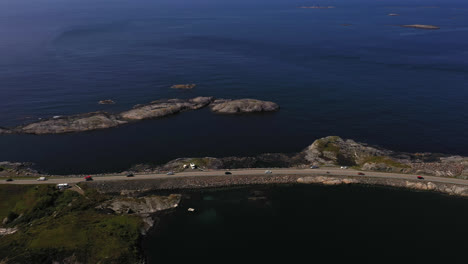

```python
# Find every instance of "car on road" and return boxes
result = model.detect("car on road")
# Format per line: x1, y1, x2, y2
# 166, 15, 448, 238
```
225, 171, 232, 175
57, 183, 70, 190
265, 170, 272, 174
340, 166, 348, 169
5, 178, 13, 182
167, 171, 175, 175
417, 176, 424, 180
84, 176, 93, 181
126, 173, 134, 177
310, 166, 319, 169
37, 177, 47, 181
357, 172, 365, 175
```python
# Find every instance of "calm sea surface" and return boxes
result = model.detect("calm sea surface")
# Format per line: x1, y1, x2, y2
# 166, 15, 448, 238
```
0, 0, 467, 173
143, 184, 468, 263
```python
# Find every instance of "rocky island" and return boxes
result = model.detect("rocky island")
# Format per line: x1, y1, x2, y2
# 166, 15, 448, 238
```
401, 24, 440, 30
0, 97, 279, 134
210, 99, 279, 114
170, 84, 196, 89
98, 99, 115, 105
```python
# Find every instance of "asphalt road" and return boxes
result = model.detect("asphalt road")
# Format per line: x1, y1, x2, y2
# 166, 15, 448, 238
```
2, 168, 468, 186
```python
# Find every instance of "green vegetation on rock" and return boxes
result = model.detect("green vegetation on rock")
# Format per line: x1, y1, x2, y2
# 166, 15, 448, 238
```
0, 185, 143, 264
314, 136, 341, 153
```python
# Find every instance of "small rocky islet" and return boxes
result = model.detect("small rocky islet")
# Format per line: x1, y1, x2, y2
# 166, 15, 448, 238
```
170, 84, 196, 89
98, 99, 115, 105
401, 24, 440, 30
0, 97, 279, 135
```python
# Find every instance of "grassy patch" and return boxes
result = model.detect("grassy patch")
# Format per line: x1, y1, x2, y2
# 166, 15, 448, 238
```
360, 156, 411, 168
315, 137, 341, 153
0, 185, 55, 225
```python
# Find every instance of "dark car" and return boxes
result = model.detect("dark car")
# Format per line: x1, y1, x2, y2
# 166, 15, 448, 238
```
5, 178, 13, 182
225, 171, 232, 175
126, 173, 134, 177
358, 172, 365, 175
417, 176, 424, 180
310, 165, 319, 169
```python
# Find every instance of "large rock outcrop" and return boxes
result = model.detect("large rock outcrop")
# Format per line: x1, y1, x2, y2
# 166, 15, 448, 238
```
303, 136, 468, 177
119, 97, 213, 120
210, 99, 279, 114
96, 194, 181, 234
14, 112, 126, 135
304, 136, 391, 166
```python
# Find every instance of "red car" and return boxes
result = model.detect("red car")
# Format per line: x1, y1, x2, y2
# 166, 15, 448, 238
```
357, 172, 365, 175
84, 175, 93, 181
417, 176, 424, 180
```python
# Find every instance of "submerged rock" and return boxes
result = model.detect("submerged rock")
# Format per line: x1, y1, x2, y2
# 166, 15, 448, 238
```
210, 99, 279, 114
299, 6, 335, 9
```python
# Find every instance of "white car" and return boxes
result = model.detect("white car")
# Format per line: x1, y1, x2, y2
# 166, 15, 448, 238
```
265, 170, 272, 174
340, 166, 348, 169
37, 177, 47, 181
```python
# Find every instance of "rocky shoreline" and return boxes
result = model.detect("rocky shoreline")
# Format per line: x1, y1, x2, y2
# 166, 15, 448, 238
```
0, 97, 279, 135
2, 136, 467, 179
86, 174, 468, 198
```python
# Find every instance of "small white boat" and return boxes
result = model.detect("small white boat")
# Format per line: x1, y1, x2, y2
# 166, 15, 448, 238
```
187, 208, 195, 212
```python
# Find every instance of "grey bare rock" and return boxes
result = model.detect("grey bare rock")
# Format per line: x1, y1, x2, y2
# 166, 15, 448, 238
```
210, 99, 279, 114
15, 112, 127, 135
304, 136, 391, 166
0, 127, 11, 134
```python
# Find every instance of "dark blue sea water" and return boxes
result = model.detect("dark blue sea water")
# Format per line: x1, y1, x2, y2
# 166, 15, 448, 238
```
143, 184, 468, 263
0, 0, 467, 173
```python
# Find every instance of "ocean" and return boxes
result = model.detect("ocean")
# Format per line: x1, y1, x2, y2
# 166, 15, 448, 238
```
143, 184, 468, 263
0, 0, 467, 174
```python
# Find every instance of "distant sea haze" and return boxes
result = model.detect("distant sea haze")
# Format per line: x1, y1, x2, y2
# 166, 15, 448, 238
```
0, 0, 467, 174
